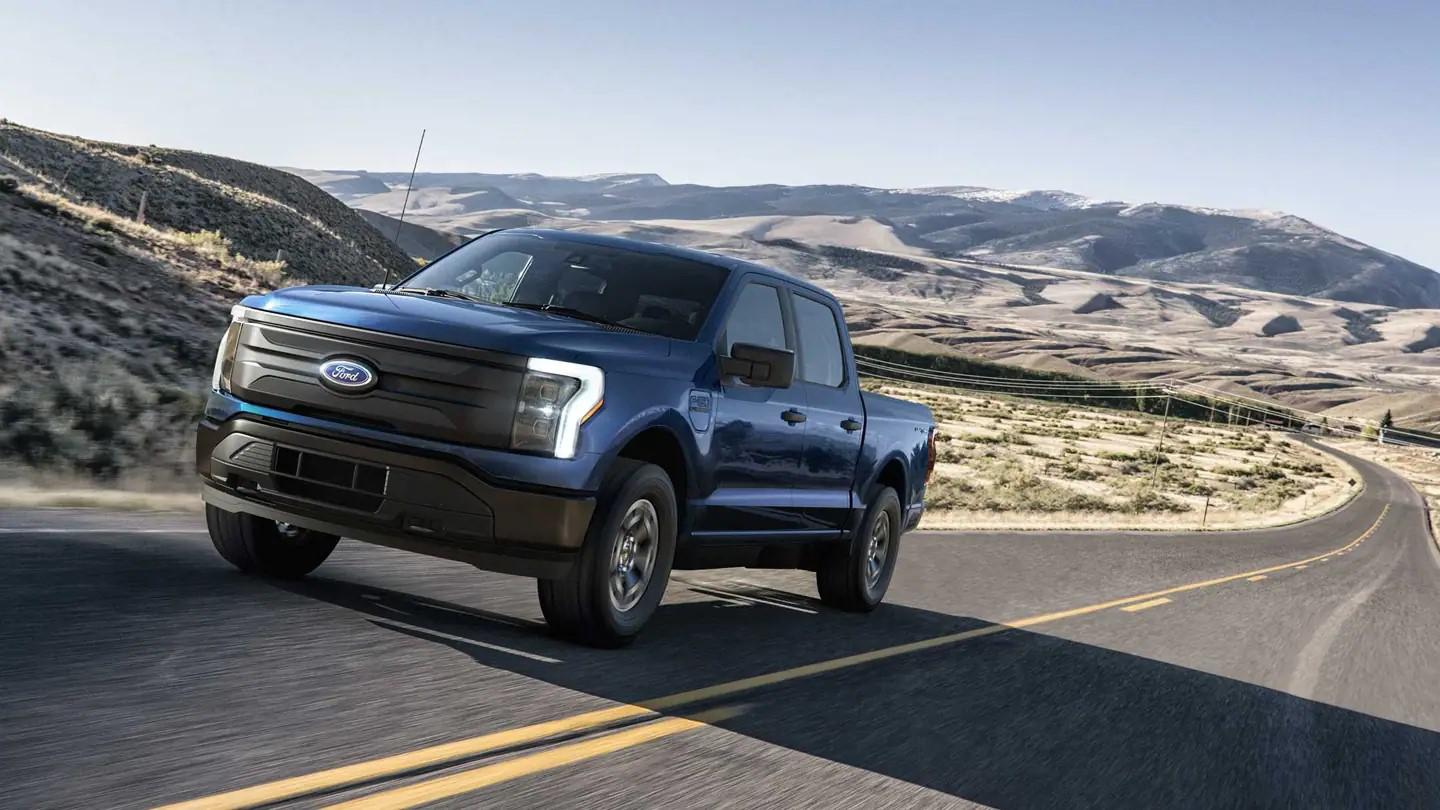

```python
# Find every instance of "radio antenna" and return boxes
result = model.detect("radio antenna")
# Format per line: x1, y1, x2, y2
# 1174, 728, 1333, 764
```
382, 128, 426, 288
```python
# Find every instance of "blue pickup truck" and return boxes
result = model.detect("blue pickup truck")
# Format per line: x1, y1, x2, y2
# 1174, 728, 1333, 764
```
198, 229, 936, 646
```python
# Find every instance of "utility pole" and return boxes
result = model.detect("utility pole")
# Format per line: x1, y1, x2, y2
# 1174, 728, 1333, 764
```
1150, 393, 1172, 487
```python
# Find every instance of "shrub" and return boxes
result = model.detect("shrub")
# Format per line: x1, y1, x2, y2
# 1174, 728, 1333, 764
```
1059, 464, 1101, 481
936, 444, 966, 463
926, 462, 1115, 512
1124, 489, 1190, 513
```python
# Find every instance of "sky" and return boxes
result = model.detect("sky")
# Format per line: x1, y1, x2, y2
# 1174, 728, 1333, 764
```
3, 0, 1437, 267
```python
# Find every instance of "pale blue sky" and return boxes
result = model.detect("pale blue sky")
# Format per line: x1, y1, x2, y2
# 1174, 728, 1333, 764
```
3, 1, 1437, 267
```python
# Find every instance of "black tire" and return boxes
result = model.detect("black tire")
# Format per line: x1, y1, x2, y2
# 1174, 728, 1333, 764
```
205, 504, 340, 579
537, 460, 677, 648
817, 486, 902, 612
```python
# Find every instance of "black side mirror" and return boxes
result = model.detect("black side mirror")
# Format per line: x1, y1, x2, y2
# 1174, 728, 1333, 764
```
720, 342, 795, 388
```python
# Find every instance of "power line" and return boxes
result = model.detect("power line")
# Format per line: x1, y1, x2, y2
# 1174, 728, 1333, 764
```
861, 356, 1440, 450
856, 355, 1151, 387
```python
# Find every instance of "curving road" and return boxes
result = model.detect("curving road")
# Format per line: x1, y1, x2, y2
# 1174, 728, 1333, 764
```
3, 443, 1439, 808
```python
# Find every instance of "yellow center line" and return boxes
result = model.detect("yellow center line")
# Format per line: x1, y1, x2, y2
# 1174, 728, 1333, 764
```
1120, 597, 1172, 612
1247, 575, 1268, 582
149, 705, 652, 810
322, 707, 740, 810
153, 503, 1389, 810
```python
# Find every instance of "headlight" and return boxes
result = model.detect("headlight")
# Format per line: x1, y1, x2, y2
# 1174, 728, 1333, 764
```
510, 358, 603, 459
210, 306, 249, 393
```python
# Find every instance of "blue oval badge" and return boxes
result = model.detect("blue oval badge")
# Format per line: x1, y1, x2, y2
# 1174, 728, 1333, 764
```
319, 358, 378, 393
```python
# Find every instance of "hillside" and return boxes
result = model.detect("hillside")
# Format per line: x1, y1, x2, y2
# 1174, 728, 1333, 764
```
0, 123, 416, 483
293, 167, 1440, 308
2, 124, 414, 286
354, 209, 461, 261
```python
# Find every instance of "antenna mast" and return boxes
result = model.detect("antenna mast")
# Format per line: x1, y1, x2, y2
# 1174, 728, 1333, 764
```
382, 128, 427, 287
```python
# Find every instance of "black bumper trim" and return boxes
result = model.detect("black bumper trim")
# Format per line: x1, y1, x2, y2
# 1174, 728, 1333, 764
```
203, 485, 575, 579
197, 417, 595, 579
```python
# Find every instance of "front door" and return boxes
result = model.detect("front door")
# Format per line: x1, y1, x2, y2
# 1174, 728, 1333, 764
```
694, 279, 810, 538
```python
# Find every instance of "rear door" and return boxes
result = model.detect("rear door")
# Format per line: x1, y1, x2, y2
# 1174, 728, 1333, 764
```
694, 278, 811, 537
788, 288, 865, 533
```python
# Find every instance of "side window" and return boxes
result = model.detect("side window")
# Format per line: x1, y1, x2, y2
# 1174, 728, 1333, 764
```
723, 283, 787, 354
793, 294, 846, 387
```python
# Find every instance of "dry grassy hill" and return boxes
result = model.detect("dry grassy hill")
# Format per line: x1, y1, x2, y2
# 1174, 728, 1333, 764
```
1, 123, 413, 286
0, 123, 414, 483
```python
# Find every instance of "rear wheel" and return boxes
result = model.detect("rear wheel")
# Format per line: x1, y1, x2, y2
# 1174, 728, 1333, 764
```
817, 486, 901, 611
206, 505, 340, 579
538, 460, 676, 647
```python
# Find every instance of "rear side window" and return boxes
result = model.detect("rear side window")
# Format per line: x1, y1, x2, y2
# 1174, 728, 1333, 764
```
724, 283, 787, 353
793, 294, 846, 387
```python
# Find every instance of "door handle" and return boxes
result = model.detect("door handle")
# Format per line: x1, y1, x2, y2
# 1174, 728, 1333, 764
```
841, 418, 862, 432
781, 409, 807, 424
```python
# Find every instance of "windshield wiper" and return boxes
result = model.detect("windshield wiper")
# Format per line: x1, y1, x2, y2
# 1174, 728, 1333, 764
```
387, 287, 485, 303
504, 301, 631, 330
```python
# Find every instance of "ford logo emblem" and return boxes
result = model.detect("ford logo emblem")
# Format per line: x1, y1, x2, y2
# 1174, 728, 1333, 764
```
319, 358, 378, 393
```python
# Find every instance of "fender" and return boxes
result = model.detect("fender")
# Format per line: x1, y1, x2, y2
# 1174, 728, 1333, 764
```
593, 405, 703, 499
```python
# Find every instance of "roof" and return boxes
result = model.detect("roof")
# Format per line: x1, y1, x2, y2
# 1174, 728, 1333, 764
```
507, 228, 833, 299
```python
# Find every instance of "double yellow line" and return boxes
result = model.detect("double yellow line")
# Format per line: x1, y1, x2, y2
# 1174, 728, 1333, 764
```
157, 504, 1389, 810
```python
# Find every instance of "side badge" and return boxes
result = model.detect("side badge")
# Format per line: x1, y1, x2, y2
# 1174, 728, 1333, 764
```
688, 390, 712, 432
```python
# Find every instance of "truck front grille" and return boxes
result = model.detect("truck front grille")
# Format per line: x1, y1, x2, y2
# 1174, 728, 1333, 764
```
227, 312, 526, 448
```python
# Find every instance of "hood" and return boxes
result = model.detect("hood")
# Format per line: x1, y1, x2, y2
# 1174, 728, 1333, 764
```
243, 286, 672, 363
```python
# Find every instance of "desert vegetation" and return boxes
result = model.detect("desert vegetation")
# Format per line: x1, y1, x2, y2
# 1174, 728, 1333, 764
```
871, 382, 1356, 530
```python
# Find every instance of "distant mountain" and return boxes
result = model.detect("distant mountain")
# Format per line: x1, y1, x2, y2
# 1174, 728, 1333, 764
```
292, 167, 1439, 309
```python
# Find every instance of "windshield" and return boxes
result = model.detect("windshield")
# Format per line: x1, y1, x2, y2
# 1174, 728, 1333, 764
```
399, 233, 730, 340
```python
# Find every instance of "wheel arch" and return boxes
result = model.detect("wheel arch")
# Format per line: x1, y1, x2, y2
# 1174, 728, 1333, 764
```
869, 453, 909, 504
610, 419, 694, 536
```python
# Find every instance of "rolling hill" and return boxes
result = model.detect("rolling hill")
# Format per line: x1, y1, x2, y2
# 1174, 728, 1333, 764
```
292, 167, 1440, 309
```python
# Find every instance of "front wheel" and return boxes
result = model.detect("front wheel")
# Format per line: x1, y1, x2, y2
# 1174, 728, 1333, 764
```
817, 486, 901, 611
206, 505, 340, 579
537, 460, 677, 647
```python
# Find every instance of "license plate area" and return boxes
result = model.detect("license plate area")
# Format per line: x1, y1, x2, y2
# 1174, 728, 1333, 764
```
271, 445, 388, 511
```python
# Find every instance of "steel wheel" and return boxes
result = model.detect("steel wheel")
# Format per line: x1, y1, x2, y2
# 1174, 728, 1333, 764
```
864, 510, 891, 590
609, 498, 659, 613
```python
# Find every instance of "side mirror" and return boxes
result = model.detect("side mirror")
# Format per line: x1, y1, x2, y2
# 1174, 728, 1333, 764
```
720, 343, 795, 388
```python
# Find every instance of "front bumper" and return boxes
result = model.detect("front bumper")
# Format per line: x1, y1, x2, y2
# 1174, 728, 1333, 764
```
197, 417, 594, 579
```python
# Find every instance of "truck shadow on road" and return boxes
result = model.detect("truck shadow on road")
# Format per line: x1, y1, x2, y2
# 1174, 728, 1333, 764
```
287, 575, 1440, 808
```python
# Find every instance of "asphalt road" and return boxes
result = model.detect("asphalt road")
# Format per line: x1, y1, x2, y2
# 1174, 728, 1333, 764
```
3, 442, 1439, 809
